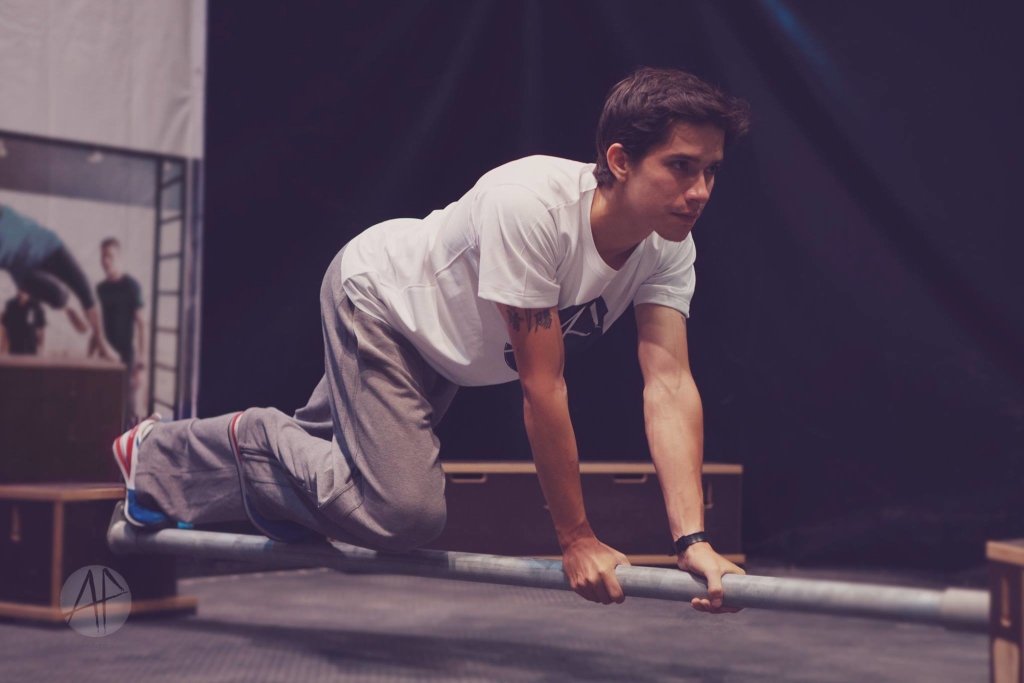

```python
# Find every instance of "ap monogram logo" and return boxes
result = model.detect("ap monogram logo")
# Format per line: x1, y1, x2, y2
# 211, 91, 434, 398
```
60, 565, 132, 637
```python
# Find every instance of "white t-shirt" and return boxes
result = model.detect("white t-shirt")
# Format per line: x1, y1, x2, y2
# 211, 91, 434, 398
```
340, 155, 696, 387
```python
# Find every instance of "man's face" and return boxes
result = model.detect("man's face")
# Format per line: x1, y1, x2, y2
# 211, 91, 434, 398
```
620, 121, 725, 242
101, 245, 120, 276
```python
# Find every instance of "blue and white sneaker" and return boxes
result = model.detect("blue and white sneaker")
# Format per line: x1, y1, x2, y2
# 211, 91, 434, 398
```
113, 413, 175, 528
229, 411, 317, 543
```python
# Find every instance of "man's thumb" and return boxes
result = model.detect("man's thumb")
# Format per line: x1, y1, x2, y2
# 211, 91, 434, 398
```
706, 570, 724, 607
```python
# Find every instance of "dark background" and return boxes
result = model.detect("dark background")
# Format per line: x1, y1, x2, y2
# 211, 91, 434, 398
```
201, 0, 1023, 570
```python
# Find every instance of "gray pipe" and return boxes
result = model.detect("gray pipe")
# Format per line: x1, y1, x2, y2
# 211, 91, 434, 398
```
107, 504, 988, 633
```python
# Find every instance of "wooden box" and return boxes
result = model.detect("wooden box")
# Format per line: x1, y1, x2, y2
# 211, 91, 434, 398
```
0, 356, 126, 483
430, 462, 743, 566
989, 540, 1024, 683
0, 483, 195, 623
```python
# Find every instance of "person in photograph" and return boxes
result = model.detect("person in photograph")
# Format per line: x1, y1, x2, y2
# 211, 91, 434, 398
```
95, 237, 147, 423
0, 203, 117, 359
0, 289, 46, 355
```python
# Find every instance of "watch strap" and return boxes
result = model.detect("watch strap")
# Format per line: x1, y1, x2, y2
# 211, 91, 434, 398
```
672, 531, 710, 556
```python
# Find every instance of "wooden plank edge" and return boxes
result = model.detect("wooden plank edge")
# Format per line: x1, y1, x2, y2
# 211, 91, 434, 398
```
987, 540, 1024, 566
442, 462, 743, 475
0, 595, 197, 624
0, 485, 125, 502
532, 553, 747, 567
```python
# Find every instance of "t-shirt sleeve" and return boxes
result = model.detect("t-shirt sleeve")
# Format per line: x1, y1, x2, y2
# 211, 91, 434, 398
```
132, 278, 144, 310
632, 236, 697, 318
474, 185, 561, 309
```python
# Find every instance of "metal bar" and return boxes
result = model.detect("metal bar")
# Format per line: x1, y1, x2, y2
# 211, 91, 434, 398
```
154, 362, 177, 373
153, 398, 175, 411
0, 128, 188, 164
186, 158, 205, 419
157, 290, 181, 297
159, 252, 182, 261
106, 507, 988, 633
156, 326, 178, 335
147, 160, 163, 418
160, 214, 182, 225
174, 164, 187, 417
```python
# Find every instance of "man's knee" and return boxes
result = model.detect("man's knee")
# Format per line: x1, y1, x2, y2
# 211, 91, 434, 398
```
377, 493, 447, 553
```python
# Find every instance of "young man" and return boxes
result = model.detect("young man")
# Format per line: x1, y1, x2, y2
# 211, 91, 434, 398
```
0, 289, 46, 355
0, 204, 118, 359
114, 67, 751, 614
95, 238, 147, 424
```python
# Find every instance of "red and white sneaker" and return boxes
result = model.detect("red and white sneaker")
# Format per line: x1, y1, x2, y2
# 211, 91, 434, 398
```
112, 413, 171, 527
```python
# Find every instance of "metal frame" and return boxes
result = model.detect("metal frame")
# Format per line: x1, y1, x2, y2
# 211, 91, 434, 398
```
107, 505, 988, 633
148, 159, 188, 417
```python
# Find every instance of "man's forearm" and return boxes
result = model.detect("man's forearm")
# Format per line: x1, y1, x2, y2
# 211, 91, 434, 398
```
523, 382, 593, 549
644, 384, 705, 540
136, 321, 146, 360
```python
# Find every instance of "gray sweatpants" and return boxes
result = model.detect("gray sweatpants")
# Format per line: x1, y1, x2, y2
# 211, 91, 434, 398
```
134, 245, 459, 552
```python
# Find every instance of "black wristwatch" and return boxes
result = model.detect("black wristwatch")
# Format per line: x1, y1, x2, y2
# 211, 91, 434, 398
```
672, 531, 710, 556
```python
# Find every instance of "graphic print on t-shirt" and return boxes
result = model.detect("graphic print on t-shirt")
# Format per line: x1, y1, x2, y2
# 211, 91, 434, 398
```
503, 296, 609, 372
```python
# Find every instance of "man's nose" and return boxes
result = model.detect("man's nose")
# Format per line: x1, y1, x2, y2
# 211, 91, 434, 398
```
687, 174, 710, 202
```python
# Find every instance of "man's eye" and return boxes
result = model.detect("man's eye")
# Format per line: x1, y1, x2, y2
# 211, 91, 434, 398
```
706, 166, 720, 176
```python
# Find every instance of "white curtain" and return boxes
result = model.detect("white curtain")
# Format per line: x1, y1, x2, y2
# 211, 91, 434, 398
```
0, 0, 206, 158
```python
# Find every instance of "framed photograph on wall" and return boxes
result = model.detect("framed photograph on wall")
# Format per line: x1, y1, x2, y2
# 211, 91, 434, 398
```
0, 131, 202, 427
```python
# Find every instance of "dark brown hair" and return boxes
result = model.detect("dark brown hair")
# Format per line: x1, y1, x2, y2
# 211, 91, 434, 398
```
100, 237, 121, 251
594, 67, 752, 187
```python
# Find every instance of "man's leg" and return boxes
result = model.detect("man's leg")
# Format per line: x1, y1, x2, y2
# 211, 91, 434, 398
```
134, 245, 458, 550
33, 245, 117, 357
234, 245, 459, 551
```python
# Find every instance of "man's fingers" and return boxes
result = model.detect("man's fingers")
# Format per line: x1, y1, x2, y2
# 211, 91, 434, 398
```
605, 573, 625, 604
591, 575, 614, 605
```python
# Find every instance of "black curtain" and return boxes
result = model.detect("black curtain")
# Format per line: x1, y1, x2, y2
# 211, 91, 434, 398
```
203, 0, 1023, 570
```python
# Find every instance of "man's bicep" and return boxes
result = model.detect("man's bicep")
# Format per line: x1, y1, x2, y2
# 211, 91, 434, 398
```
495, 302, 564, 390
635, 302, 694, 394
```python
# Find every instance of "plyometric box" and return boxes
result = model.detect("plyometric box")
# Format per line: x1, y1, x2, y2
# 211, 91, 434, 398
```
429, 461, 743, 567
0, 356, 125, 483
0, 483, 195, 624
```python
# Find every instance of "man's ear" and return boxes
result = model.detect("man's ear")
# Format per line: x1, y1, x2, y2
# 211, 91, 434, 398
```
605, 143, 631, 183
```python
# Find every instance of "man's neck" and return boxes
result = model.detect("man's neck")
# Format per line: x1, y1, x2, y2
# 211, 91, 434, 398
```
590, 185, 650, 270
